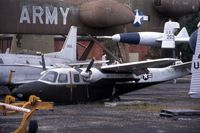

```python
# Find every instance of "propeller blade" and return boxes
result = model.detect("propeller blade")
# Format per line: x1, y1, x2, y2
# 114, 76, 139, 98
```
86, 58, 95, 72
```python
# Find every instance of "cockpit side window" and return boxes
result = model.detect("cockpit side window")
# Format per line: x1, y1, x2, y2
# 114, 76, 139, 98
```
58, 73, 68, 83
41, 71, 58, 83
74, 74, 80, 82
0, 58, 4, 64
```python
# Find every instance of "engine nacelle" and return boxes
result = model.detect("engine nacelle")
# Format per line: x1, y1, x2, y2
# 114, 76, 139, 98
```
81, 68, 105, 82
152, 0, 200, 16
79, 0, 134, 28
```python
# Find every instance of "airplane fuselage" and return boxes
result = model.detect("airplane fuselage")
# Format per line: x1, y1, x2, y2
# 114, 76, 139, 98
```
12, 65, 190, 103
0, 54, 68, 85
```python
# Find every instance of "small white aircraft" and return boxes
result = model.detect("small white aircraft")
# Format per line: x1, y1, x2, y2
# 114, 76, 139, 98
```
12, 58, 191, 103
0, 26, 77, 88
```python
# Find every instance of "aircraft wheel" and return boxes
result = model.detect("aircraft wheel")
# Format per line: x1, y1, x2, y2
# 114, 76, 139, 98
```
110, 96, 121, 102
29, 120, 38, 133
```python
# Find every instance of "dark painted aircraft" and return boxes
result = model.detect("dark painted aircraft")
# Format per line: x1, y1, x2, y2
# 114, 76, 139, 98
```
12, 58, 191, 103
0, 0, 200, 35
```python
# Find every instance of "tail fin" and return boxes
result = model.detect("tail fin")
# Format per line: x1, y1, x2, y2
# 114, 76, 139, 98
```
175, 27, 190, 42
45, 26, 77, 62
189, 28, 200, 98
5, 48, 10, 54
161, 21, 180, 48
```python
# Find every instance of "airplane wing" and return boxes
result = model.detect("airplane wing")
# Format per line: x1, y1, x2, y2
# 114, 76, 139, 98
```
101, 58, 178, 75
13, 80, 39, 85
69, 60, 109, 66
170, 61, 191, 70
0, 64, 54, 69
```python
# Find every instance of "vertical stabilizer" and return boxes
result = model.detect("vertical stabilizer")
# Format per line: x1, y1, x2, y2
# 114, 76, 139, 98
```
5, 48, 10, 54
189, 28, 200, 98
176, 27, 189, 39
161, 21, 180, 48
45, 26, 77, 62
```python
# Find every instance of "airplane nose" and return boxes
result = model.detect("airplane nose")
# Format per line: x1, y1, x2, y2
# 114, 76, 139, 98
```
12, 87, 25, 99
112, 34, 120, 42
12, 81, 47, 100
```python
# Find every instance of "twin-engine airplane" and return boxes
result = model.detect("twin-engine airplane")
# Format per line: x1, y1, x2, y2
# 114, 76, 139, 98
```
12, 58, 191, 103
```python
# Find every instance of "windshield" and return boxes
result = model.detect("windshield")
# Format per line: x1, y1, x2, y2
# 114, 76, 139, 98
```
41, 71, 58, 83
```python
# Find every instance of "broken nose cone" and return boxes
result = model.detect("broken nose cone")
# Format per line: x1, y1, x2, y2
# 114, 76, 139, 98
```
79, 0, 134, 28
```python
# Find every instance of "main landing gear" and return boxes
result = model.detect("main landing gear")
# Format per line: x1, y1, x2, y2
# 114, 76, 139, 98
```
109, 85, 121, 102
109, 95, 121, 102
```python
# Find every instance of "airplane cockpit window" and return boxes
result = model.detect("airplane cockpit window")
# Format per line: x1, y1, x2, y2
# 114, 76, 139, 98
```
74, 74, 80, 82
0, 58, 3, 64
58, 74, 68, 83
41, 71, 58, 83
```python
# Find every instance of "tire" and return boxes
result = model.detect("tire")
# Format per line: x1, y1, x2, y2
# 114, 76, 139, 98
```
110, 96, 121, 102
29, 120, 38, 133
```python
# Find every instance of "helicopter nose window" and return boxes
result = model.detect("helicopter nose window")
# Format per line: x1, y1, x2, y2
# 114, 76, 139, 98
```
41, 71, 58, 83
58, 73, 68, 83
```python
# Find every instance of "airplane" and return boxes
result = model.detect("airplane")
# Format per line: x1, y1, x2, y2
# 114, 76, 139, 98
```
189, 25, 200, 98
111, 21, 189, 48
0, 0, 199, 35
12, 58, 191, 103
0, 26, 78, 88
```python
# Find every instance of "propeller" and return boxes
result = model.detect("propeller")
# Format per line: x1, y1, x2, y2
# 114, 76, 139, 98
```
36, 52, 46, 71
41, 54, 46, 70
86, 58, 95, 72
80, 58, 95, 79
